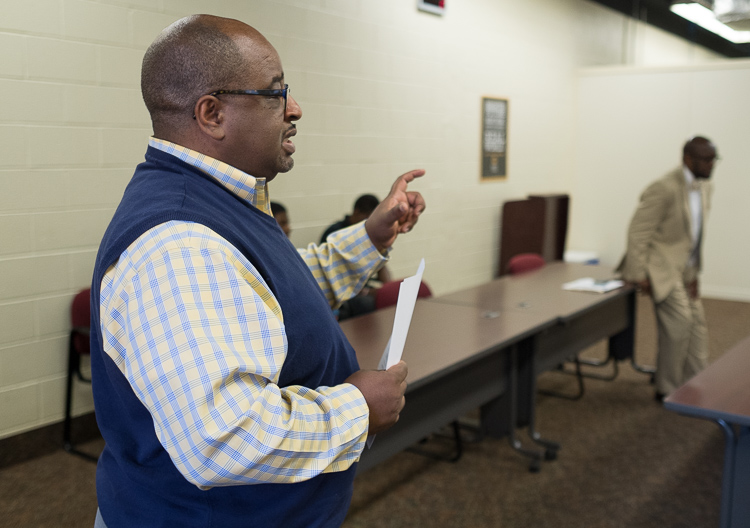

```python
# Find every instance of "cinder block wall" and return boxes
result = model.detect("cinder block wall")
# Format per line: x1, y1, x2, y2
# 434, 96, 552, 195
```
0, 0, 719, 439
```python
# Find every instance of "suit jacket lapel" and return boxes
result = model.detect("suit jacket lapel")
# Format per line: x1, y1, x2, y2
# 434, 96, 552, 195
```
676, 169, 693, 239
696, 180, 709, 269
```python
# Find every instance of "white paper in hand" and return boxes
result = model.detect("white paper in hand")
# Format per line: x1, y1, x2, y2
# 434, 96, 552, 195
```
368, 258, 425, 449
377, 258, 425, 370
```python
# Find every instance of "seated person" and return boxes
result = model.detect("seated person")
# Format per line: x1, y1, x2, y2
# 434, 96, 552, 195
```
321, 194, 392, 319
320, 194, 379, 243
270, 201, 291, 238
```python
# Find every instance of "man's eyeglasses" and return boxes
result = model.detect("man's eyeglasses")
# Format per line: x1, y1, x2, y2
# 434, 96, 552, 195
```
693, 154, 720, 164
208, 84, 290, 113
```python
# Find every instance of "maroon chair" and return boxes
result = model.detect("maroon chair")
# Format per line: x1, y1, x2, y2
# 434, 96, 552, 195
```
63, 288, 97, 461
375, 280, 433, 310
506, 253, 546, 275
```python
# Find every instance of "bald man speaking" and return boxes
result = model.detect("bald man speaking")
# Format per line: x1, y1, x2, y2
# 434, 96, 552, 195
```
91, 15, 425, 528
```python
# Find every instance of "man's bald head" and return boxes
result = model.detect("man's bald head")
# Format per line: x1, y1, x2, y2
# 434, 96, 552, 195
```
683, 136, 714, 157
141, 15, 265, 132
141, 14, 301, 179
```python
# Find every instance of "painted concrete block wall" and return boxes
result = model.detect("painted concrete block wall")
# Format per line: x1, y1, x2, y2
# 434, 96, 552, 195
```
1, 0, 149, 439
0, 0, 723, 439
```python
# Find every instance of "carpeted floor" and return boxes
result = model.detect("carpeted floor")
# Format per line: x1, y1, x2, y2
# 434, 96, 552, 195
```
1, 296, 748, 528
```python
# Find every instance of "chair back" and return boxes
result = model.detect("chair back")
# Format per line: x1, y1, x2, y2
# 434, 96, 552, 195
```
375, 280, 432, 310
506, 253, 545, 275
71, 288, 91, 355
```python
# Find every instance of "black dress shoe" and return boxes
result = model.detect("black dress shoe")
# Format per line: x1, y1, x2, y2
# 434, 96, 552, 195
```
655, 392, 666, 402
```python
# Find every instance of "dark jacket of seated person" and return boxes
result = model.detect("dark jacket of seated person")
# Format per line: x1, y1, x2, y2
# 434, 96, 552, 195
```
321, 194, 392, 320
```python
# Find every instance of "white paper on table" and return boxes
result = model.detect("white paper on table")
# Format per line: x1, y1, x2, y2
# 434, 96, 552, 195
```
562, 277, 624, 294
367, 258, 425, 448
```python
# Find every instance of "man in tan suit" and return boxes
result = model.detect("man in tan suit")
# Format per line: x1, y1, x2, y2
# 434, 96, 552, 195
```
619, 136, 718, 400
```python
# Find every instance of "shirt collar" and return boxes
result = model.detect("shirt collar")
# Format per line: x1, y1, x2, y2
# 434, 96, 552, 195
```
148, 137, 272, 215
683, 165, 697, 187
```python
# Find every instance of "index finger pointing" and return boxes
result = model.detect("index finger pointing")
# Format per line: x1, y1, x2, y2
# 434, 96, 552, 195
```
391, 169, 425, 192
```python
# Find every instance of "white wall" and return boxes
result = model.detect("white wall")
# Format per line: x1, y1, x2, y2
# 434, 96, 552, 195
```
571, 60, 750, 301
0, 0, 726, 439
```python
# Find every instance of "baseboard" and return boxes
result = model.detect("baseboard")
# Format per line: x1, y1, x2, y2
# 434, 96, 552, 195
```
0, 413, 101, 470
703, 286, 750, 303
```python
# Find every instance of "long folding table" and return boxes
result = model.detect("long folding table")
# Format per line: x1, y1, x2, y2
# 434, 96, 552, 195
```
340, 299, 550, 473
342, 262, 639, 472
432, 263, 637, 411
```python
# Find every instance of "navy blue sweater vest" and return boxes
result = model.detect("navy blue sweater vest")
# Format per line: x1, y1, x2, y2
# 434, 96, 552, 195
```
91, 147, 361, 528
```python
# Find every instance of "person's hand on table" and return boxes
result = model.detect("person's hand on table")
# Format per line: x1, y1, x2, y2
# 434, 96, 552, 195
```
632, 279, 652, 296
345, 360, 408, 434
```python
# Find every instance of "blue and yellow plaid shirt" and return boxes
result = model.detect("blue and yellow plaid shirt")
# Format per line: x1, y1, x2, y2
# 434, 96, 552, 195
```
99, 138, 386, 489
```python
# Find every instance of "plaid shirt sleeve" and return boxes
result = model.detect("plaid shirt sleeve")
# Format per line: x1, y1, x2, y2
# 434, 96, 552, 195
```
298, 220, 388, 308
99, 221, 381, 489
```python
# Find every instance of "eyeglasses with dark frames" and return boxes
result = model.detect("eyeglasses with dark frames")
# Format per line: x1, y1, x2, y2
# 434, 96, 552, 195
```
700, 154, 721, 163
208, 84, 290, 113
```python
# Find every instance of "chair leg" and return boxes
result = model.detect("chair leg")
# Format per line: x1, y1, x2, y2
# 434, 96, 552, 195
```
407, 421, 465, 463
448, 421, 463, 462
578, 357, 619, 381
63, 335, 76, 451
538, 356, 585, 401
630, 356, 657, 383
63, 334, 98, 463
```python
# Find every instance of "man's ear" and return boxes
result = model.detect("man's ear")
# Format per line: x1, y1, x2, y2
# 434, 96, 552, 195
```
193, 95, 225, 140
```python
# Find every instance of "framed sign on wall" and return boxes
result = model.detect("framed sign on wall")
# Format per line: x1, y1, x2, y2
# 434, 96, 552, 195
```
481, 97, 508, 180
417, 0, 445, 16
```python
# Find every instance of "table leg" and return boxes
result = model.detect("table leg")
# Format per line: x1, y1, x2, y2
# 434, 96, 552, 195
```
716, 419, 736, 528
508, 343, 545, 472
526, 337, 560, 459
729, 424, 750, 528
482, 343, 545, 471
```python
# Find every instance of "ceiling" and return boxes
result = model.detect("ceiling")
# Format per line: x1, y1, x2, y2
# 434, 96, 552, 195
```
589, 0, 750, 57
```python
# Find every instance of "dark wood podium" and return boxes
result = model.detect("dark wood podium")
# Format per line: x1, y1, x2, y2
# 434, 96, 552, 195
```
498, 194, 569, 276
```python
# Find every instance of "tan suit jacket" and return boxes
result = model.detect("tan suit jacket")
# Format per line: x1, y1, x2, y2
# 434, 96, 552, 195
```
619, 167, 712, 303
